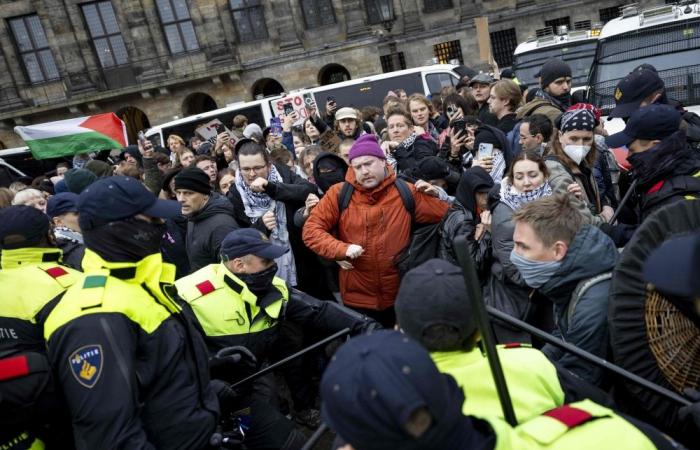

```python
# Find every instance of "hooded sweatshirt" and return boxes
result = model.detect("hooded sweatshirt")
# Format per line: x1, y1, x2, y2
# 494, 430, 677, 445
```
539, 225, 617, 385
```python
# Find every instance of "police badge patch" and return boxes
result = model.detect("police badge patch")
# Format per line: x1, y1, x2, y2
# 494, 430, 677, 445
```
614, 87, 623, 101
69, 345, 103, 388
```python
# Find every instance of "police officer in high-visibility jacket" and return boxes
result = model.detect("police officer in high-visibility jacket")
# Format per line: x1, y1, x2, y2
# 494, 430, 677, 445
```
0, 205, 79, 449
321, 330, 678, 450
175, 227, 381, 450
395, 258, 611, 424
44, 177, 219, 450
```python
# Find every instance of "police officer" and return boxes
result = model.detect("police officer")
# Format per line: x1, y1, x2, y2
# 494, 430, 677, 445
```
321, 330, 678, 450
0, 205, 79, 449
44, 177, 219, 449
175, 228, 380, 450
394, 259, 610, 423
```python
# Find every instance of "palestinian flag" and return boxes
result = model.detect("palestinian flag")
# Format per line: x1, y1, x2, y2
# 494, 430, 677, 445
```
14, 113, 128, 160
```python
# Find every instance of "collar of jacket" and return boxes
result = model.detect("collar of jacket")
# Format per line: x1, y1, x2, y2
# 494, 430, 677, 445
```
81, 249, 179, 312
1, 247, 62, 269
431, 348, 483, 371
220, 264, 286, 318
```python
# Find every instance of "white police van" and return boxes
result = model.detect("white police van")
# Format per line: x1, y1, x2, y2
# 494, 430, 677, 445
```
512, 25, 600, 89
587, 2, 700, 133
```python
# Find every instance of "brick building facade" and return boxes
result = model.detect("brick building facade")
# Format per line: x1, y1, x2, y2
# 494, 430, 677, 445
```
0, 0, 657, 148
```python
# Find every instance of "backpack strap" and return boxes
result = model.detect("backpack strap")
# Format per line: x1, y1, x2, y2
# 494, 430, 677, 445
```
567, 272, 613, 326
337, 181, 354, 214
393, 178, 415, 222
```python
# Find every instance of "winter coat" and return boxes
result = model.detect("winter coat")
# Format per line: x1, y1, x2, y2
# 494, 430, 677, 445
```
162, 214, 191, 279
545, 156, 605, 225
495, 113, 518, 135
392, 134, 439, 173
539, 225, 618, 386
226, 163, 327, 297
437, 201, 491, 274
477, 103, 498, 126
186, 192, 240, 272
302, 166, 449, 310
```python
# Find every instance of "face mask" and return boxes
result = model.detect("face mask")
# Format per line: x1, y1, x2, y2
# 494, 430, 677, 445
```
510, 250, 562, 288
84, 218, 166, 263
238, 263, 278, 295
563, 144, 591, 165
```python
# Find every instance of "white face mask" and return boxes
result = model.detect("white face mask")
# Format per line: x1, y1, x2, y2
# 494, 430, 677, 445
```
563, 144, 591, 165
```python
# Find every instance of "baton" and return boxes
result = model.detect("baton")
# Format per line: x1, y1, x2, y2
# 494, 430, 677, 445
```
301, 423, 329, 450
486, 306, 692, 407
230, 328, 351, 390
609, 178, 638, 224
453, 235, 518, 426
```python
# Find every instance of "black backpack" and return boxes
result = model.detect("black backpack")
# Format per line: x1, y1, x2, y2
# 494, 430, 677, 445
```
337, 179, 444, 276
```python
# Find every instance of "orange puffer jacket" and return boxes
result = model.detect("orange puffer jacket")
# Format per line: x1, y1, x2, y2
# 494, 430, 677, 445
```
302, 166, 448, 310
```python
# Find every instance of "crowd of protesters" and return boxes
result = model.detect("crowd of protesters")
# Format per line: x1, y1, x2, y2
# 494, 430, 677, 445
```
2, 57, 700, 450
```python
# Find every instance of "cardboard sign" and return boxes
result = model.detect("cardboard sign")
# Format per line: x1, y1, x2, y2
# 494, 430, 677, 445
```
272, 93, 316, 126
318, 129, 341, 154
195, 119, 225, 141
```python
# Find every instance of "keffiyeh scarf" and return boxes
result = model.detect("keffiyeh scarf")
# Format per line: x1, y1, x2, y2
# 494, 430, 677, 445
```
234, 164, 297, 285
499, 179, 553, 211
53, 226, 84, 244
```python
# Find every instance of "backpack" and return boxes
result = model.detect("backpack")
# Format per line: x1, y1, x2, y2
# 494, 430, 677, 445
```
337, 179, 444, 276
566, 272, 613, 326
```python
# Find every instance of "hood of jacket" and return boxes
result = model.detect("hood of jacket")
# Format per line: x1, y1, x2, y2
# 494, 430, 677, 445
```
539, 224, 617, 302
313, 152, 348, 193
455, 166, 493, 214
191, 192, 235, 223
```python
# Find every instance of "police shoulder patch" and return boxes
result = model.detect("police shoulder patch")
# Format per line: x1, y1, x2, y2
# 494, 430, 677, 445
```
69, 344, 103, 388
614, 87, 623, 101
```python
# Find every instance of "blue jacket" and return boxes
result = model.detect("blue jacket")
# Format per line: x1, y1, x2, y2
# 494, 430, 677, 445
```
539, 225, 617, 386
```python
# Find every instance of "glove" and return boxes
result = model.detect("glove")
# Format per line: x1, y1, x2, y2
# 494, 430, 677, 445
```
209, 346, 258, 382
678, 388, 700, 428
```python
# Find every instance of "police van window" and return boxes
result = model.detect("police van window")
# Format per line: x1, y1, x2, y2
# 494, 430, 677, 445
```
426, 73, 459, 95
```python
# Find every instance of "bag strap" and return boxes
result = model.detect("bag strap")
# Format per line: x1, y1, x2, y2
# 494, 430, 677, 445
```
337, 181, 354, 214
393, 178, 415, 222
567, 272, 613, 326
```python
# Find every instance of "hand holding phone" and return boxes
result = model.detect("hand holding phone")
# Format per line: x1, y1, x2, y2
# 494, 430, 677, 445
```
283, 102, 294, 116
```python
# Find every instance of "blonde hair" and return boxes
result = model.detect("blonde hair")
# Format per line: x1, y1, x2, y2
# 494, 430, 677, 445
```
167, 134, 186, 147
491, 80, 523, 112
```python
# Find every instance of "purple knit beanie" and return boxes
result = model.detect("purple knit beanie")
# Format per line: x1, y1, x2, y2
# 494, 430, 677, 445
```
348, 135, 386, 162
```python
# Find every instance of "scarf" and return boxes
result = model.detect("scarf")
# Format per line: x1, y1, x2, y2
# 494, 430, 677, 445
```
490, 149, 506, 184
629, 130, 696, 188
533, 88, 570, 112
499, 179, 553, 211
234, 165, 297, 285
396, 133, 417, 151
53, 226, 84, 245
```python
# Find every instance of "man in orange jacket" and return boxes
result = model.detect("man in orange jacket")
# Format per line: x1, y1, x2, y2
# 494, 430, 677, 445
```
302, 134, 448, 327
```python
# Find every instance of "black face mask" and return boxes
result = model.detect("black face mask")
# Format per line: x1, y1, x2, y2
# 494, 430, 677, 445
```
84, 218, 166, 263
238, 263, 278, 295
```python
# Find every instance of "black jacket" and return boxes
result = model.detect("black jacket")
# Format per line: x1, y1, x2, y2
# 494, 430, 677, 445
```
186, 193, 239, 272
44, 253, 218, 450
495, 113, 518, 134
477, 103, 498, 127
392, 135, 439, 173
227, 164, 330, 297
56, 238, 85, 271
162, 215, 190, 279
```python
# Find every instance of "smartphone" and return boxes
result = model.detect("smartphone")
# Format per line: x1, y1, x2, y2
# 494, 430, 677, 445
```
216, 123, 227, 134
283, 103, 294, 115
478, 143, 494, 159
452, 119, 466, 134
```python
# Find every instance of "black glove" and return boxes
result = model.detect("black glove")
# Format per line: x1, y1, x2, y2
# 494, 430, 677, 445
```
679, 388, 700, 428
209, 346, 258, 382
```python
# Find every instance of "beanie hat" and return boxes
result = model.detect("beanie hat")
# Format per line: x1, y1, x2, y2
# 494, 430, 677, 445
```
64, 168, 98, 194
54, 179, 68, 194
348, 135, 386, 162
174, 167, 212, 195
540, 58, 572, 88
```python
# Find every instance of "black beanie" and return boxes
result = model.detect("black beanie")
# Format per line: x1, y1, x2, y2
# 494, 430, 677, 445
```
174, 167, 211, 195
540, 58, 572, 88
473, 128, 501, 151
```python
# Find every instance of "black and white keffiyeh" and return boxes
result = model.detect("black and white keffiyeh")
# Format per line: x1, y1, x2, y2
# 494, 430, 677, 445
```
499, 179, 553, 211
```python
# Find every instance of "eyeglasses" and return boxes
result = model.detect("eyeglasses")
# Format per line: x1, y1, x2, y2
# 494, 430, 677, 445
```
239, 165, 267, 173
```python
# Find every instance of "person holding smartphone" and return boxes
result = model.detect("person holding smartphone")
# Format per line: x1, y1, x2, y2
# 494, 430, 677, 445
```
471, 126, 509, 183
